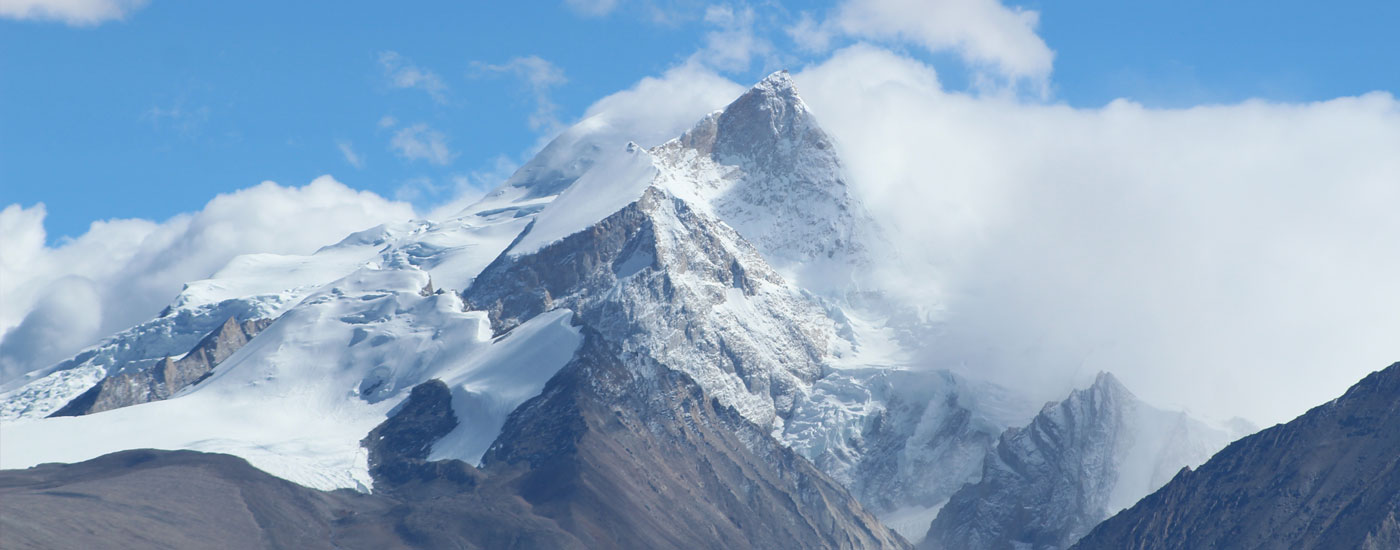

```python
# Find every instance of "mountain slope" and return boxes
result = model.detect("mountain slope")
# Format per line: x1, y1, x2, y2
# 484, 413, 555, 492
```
923, 373, 1234, 550
0, 446, 593, 550
475, 332, 909, 549
1071, 362, 1400, 550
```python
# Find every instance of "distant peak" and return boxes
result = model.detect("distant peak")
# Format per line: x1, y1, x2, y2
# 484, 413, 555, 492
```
1089, 371, 1134, 399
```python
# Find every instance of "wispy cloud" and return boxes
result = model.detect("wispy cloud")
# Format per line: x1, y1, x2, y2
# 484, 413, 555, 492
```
562, 0, 619, 17
690, 4, 774, 73
475, 55, 568, 132
379, 51, 448, 103
0, 0, 148, 26
389, 123, 455, 165
142, 104, 210, 137
336, 140, 365, 169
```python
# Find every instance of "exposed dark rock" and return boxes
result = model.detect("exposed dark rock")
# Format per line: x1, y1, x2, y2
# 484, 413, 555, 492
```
1071, 362, 1400, 550
360, 379, 468, 491
50, 317, 271, 417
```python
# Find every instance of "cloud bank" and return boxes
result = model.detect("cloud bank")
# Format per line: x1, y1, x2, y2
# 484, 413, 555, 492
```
0, 177, 415, 381
793, 45, 1400, 425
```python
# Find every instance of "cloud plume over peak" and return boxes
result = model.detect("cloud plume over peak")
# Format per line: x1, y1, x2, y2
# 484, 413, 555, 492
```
794, 45, 1400, 425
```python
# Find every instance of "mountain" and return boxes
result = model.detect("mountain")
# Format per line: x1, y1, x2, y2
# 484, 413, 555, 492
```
0, 71, 1239, 549
922, 372, 1234, 550
1071, 362, 1400, 550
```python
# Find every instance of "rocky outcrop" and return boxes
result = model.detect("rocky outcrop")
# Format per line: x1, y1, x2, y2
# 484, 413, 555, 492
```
1071, 362, 1400, 550
360, 379, 462, 489
50, 317, 271, 417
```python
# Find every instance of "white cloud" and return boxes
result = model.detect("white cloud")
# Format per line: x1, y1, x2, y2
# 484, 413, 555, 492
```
337, 140, 365, 169
786, 12, 834, 52
378, 115, 398, 129
0, 0, 147, 25
689, 4, 774, 73
476, 56, 568, 132
0, 178, 415, 381
792, 45, 1400, 426
579, 61, 746, 147
379, 51, 448, 103
389, 123, 456, 165
393, 176, 442, 205
563, 0, 619, 17
794, 0, 1054, 93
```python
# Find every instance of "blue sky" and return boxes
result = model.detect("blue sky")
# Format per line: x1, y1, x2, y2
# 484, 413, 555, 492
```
2, 0, 1397, 240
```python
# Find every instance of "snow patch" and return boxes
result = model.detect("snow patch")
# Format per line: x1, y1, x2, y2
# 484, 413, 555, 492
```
509, 143, 660, 256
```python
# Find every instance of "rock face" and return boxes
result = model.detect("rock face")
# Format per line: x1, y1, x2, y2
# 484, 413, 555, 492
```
466, 184, 832, 430
371, 350, 912, 550
477, 333, 908, 549
50, 317, 271, 417
360, 379, 460, 488
1072, 362, 1400, 550
923, 373, 1233, 550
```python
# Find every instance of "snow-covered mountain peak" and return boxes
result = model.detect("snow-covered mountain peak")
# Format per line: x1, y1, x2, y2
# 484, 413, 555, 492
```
1068, 371, 1132, 407
651, 71, 873, 295
711, 70, 822, 162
